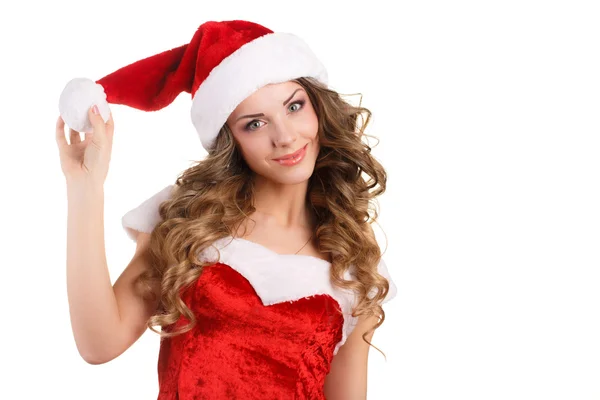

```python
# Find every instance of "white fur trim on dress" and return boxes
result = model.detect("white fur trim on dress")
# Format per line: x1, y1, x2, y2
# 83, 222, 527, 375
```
190, 32, 329, 151
121, 184, 174, 241
121, 184, 397, 355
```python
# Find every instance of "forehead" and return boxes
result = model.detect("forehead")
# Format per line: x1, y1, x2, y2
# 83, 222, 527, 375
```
230, 81, 303, 115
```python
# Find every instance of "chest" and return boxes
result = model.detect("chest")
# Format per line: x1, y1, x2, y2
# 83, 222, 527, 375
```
230, 220, 331, 263
191, 235, 359, 356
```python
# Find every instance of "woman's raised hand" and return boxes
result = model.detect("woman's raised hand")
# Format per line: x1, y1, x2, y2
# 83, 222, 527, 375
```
56, 105, 114, 186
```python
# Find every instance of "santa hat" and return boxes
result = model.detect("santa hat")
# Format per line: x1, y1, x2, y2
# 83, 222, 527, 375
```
58, 19, 328, 151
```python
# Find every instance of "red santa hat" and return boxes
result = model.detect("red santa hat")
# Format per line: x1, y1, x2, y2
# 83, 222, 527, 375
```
58, 19, 328, 151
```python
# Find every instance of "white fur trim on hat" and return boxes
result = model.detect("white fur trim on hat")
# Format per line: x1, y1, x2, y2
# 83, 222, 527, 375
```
190, 32, 328, 151
59, 78, 111, 133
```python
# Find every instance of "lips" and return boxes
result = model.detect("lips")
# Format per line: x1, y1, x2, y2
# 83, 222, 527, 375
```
272, 144, 308, 161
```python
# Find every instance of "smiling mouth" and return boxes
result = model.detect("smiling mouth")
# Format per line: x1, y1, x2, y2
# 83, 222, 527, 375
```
271, 143, 308, 166
272, 144, 308, 161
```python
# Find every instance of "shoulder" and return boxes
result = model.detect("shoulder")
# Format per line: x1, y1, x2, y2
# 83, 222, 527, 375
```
121, 184, 175, 242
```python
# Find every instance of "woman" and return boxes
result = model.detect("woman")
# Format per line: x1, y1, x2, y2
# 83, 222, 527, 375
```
57, 19, 397, 399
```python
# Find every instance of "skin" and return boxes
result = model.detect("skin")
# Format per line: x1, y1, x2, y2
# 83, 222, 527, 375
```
225, 80, 326, 260
226, 81, 378, 399
63, 81, 377, 398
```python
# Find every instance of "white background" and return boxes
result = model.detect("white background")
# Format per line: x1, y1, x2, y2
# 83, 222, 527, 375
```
1, 0, 599, 399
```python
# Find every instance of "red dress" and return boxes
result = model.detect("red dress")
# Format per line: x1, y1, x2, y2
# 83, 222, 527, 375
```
122, 185, 397, 399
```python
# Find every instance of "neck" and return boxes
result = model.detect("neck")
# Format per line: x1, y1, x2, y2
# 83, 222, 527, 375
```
251, 174, 313, 230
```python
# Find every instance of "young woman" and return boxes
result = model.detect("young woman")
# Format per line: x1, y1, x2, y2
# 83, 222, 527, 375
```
57, 19, 397, 399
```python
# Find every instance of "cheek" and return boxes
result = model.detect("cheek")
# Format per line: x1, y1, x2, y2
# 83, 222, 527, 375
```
242, 140, 271, 164
312, 138, 320, 159
307, 117, 319, 144
307, 110, 319, 139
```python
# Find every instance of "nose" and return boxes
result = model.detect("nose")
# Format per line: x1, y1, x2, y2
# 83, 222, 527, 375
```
271, 116, 297, 147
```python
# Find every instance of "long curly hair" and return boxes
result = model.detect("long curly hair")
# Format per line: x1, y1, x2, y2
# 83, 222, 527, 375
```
134, 76, 393, 358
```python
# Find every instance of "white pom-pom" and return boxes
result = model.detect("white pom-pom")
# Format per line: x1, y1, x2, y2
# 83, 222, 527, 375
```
58, 78, 110, 133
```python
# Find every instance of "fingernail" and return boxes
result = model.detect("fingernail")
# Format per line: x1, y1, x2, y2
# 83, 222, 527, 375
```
92, 105, 99, 115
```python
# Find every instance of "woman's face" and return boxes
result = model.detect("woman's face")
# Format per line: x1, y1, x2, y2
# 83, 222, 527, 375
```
225, 81, 320, 185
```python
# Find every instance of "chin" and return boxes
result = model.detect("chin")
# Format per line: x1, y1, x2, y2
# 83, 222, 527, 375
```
254, 157, 316, 185
273, 171, 314, 185
267, 159, 317, 184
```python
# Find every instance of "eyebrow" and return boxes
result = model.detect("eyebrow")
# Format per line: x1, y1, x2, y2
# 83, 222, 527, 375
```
235, 88, 305, 122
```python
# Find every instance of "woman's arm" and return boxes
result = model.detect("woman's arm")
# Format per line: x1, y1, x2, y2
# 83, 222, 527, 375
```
323, 313, 379, 400
66, 182, 160, 364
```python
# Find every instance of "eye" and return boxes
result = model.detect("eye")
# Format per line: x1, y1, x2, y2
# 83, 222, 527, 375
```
288, 100, 305, 113
244, 120, 264, 131
243, 100, 306, 132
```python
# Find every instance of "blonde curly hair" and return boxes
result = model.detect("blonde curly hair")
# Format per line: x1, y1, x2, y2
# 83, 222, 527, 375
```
133, 76, 393, 358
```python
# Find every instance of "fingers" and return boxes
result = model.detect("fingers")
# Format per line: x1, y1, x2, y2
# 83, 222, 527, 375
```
55, 116, 68, 149
56, 115, 84, 148
70, 127, 82, 144
105, 110, 115, 139
106, 110, 114, 128
88, 105, 107, 146
57, 106, 113, 150
82, 132, 94, 147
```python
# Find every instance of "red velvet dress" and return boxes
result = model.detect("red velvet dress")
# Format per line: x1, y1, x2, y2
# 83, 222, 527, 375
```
122, 185, 397, 399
